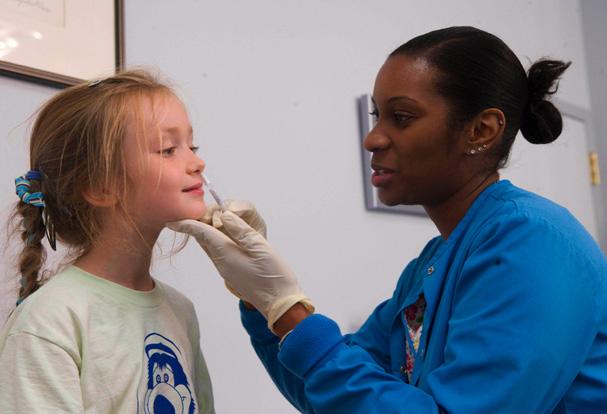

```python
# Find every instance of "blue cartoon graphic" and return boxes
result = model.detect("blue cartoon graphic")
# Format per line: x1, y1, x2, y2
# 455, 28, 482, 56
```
138, 333, 196, 414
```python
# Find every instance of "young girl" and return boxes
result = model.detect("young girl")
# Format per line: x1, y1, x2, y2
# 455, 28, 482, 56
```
0, 70, 215, 413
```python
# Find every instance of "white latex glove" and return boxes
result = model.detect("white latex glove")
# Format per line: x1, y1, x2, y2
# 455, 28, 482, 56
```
201, 199, 267, 238
167, 211, 314, 333
199, 199, 267, 299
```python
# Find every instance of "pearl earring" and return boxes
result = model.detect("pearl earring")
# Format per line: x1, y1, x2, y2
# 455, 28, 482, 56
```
469, 144, 488, 155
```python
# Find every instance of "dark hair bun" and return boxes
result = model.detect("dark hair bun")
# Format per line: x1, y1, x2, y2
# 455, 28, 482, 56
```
520, 59, 571, 144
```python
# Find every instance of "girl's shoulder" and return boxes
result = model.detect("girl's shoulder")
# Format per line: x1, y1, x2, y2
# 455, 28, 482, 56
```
1, 268, 87, 350
154, 280, 199, 324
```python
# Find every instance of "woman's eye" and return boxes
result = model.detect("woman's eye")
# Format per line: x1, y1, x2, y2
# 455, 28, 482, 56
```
394, 112, 413, 124
369, 109, 379, 120
190, 146, 199, 154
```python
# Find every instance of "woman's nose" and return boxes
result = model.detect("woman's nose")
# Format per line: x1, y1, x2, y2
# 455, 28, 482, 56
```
363, 128, 391, 153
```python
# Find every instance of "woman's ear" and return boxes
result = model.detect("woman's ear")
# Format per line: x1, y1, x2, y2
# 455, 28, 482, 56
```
465, 108, 505, 155
82, 187, 118, 207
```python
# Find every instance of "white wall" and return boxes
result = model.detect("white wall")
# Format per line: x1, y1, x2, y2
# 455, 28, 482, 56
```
0, 1, 596, 412
0, 79, 55, 320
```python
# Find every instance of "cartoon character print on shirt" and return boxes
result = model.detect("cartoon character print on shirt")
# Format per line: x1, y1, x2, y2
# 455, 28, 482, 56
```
137, 333, 197, 414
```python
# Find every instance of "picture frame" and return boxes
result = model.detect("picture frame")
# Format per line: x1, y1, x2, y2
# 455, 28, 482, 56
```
0, 0, 124, 88
358, 94, 427, 216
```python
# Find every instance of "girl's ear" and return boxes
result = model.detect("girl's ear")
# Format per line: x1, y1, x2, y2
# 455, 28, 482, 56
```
82, 187, 118, 207
465, 108, 506, 154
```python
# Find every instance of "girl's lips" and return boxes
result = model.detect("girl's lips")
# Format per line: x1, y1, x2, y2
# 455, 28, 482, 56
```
371, 169, 396, 187
186, 188, 204, 196
183, 184, 204, 196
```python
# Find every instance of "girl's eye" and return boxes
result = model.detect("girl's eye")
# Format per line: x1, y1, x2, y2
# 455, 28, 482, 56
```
190, 146, 199, 154
369, 109, 379, 120
159, 147, 176, 156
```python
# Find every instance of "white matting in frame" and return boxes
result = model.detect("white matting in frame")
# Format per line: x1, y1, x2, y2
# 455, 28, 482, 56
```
0, 0, 123, 87
358, 94, 427, 216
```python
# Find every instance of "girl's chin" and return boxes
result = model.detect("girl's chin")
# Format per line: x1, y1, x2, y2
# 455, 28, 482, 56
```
165, 212, 206, 225
183, 211, 207, 221
181, 204, 208, 221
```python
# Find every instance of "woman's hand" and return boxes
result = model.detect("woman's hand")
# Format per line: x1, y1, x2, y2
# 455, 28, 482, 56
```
198, 199, 267, 303
200, 199, 267, 238
168, 210, 314, 334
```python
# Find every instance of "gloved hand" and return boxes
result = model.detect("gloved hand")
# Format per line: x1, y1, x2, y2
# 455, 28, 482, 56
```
167, 211, 314, 333
201, 199, 267, 238
199, 199, 267, 299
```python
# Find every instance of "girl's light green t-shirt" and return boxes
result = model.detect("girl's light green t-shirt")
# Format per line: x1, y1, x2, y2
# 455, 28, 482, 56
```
0, 265, 214, 413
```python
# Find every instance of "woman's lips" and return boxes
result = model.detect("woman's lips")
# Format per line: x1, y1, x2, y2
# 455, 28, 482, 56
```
371, 167, 396, 187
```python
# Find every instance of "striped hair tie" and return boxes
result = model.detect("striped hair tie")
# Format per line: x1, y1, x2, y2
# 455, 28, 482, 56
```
15, 170, 45, 208
14, 169, 57, 252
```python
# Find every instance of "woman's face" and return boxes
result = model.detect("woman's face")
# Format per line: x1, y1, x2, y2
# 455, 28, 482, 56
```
364, 54, 469, 207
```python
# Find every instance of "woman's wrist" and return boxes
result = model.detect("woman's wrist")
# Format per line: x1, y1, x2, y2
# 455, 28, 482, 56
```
272, 302, 312, 339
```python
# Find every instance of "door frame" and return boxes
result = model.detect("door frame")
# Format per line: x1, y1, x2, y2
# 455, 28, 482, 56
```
554, 98, 606, 252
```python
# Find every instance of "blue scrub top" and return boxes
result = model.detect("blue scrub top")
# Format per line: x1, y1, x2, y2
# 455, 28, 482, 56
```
241, 180, 607, 413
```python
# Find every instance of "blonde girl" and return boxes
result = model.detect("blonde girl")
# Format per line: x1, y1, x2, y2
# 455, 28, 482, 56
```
0, 70, 215, 413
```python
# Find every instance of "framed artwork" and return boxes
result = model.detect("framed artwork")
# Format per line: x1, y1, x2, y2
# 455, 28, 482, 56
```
0, 0, 124, 88
358, 94, 427, 216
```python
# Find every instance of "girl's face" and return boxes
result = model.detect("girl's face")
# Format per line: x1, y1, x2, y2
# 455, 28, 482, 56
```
123, 93, 207, 228
364, 55, 469, 207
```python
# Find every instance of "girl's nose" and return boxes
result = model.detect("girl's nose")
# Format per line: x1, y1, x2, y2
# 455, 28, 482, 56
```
188, 153, 205, 174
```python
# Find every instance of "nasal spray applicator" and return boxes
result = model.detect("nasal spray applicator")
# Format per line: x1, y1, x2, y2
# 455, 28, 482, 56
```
202, 173, 226, 211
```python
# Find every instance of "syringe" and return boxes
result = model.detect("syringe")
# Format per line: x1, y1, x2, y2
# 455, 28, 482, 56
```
202, 173, 226, 210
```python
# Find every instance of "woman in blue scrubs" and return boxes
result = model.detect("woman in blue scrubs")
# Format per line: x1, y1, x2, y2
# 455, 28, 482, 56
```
171, 26, 607, 413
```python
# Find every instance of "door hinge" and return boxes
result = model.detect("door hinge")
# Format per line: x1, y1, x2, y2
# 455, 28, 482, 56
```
590, 152, 601, 186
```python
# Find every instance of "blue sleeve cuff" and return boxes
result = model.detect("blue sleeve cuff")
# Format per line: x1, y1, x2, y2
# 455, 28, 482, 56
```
278, 314, 345, 379
239, 300, 278, 345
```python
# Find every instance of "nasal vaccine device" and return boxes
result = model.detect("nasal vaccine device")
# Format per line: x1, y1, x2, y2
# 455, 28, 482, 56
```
202, 173, 226, 210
